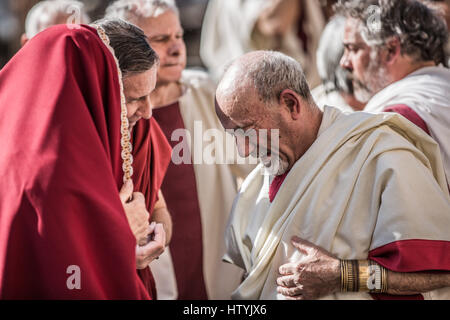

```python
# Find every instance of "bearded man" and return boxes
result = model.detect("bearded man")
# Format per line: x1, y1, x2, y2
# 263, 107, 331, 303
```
215, 50, 450, 300
338, 0, 450, 182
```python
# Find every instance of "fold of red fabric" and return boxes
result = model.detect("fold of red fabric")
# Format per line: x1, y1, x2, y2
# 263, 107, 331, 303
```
369, 239, 450, 300
0, 24, 149, 299
369, 239, 450, 273
383, 104, 430, 135
132, 117, 172, 299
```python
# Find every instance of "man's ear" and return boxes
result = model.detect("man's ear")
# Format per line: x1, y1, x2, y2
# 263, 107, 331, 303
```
20, 34, 28, 47
279, 89, 301, 120
384, 37, 401, 65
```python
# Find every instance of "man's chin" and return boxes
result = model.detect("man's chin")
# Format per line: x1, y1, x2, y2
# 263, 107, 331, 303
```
260, 157, 289, 176
353, 84, 375, 104
157, 71, 183, 84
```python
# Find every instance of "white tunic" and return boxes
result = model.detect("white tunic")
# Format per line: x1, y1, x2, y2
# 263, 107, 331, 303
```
226, 106, 450, 300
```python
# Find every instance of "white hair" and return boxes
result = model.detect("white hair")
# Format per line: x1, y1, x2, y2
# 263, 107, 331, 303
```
105, 0, 179, 23
25, 0, 90, 39
244, 51, 312, 104
316, 15, 352, 94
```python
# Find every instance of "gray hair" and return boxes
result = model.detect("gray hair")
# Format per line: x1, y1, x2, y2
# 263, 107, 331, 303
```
245, 51, 312, 104
105, 0, 179, 24
334, 0, 449, 66
25, 0, 90, 39
316, 15, 353, 94
94, 19, 159, 77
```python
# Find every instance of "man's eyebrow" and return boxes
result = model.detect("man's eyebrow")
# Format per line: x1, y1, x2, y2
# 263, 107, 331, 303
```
343, 40, 365, 47
148, 34, 169, 40
148, 30, 184, 40
127, 93, 150, 102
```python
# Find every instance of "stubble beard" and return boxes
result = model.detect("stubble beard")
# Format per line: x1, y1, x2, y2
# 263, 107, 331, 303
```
352, 52, 390, 104
260, 154, 290, 176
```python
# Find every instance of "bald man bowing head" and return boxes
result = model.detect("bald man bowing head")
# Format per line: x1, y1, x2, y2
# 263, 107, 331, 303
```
215, 51, 450, 300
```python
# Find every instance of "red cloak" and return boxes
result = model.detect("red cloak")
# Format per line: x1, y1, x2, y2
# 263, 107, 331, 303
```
0, 25, 149, 299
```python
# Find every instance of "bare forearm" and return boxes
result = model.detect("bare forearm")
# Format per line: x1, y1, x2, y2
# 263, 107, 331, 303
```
339, 259, 450, 295
387, 270, 450, 295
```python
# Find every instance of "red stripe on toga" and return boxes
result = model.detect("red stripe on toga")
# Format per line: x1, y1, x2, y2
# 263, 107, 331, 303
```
384, 104, 449, 191
383, 104, 430, 135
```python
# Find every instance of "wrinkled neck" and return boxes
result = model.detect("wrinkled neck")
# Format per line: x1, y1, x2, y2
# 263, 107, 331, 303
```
151, 81, 183, 108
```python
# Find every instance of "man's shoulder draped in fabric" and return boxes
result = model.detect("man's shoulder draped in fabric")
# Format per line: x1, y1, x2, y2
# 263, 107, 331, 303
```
0, 24, 149, 299
364, 66, 450, 181
226, 106, 450, 300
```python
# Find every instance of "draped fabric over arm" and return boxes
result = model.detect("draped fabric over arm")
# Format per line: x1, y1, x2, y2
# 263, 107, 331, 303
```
0, 25, 149, 299
226, 107, 450, 300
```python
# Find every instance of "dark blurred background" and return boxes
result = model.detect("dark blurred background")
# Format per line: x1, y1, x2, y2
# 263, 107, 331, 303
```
0, 0, 209, 69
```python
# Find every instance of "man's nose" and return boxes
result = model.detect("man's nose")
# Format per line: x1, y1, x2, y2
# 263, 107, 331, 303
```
340, 52, 352, 71
139, 97, 152, 120
168, 40, 182, 56
235, 135, 255, 158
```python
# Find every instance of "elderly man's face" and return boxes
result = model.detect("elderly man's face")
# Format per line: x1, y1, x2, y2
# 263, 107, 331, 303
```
340, 18, 390, 102
123, 66, 158, 130
137, 10, 186, 85
215, 86, 292, 176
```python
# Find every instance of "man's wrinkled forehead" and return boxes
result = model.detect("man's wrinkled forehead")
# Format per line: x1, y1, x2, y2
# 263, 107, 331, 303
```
215, 96, 253, 130
343, 17, 366, 44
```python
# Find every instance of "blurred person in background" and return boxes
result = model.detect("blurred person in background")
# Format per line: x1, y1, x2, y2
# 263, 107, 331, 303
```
200, 0, 325, 86
338, 0, 450, 182
311, 15, 365, 111
106, 0, 252, 300
21, 0, 90, 46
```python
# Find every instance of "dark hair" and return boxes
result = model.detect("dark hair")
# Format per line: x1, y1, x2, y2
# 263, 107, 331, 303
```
94, 18, 159, 77
334, 0, 449, 66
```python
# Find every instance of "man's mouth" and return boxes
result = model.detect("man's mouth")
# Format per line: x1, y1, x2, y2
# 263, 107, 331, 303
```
163, 63, 181, 67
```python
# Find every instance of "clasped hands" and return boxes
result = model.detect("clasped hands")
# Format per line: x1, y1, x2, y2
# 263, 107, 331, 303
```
119, 180, 166, 269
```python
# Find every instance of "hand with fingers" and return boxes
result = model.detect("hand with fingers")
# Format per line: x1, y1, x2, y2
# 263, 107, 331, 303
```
277, 236, 340, 300
136, 222, 166, 269
119, 179, 150, 246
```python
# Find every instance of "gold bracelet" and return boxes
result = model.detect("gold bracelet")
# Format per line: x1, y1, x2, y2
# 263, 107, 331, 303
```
381, 264, 388, 293
340, 259, 348, 292
358, 260, 371, 292
340, 260, 346, 292
340, 260, 359, 292
361, 260, 389, 293
348, 260, 357, 292
341, 259, 389, 293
